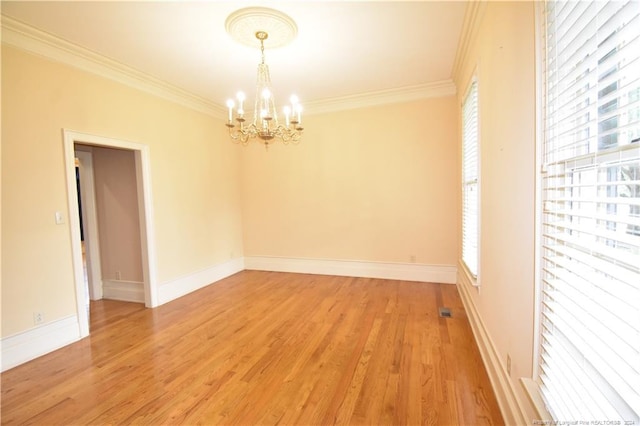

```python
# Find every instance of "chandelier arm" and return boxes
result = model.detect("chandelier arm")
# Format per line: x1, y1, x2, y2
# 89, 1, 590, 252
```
228, 129, 243, 144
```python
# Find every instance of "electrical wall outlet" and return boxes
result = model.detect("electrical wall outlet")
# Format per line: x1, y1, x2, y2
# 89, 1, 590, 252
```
115, 271, 122, 280
33, 312, 44, 325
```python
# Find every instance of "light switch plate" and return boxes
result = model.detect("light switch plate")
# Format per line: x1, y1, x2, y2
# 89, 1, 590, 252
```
55, 211, 65, 224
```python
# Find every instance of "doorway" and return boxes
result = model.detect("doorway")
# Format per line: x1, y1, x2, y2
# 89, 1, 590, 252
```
63, 130, 158, 338
75, 149, 102, 303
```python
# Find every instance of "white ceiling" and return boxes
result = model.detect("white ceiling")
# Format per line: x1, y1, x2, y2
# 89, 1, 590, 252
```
1, 1, 467, 112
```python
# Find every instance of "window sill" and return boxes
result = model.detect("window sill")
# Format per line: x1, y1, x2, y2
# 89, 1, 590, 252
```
459, 259, 480, 288
521, 377, 552, 422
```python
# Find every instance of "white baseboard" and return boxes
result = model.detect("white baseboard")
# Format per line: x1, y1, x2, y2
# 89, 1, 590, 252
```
157, 257, 245, 305
102, 279, 145, 303
1, 315, 81, 372
245, 256, 457, 283
457, 267, 528, 425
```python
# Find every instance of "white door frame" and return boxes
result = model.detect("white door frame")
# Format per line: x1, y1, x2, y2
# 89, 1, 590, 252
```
75, 149, 103, 301
63, 129, 159, 338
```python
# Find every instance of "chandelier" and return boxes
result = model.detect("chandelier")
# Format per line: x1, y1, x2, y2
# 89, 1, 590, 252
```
225, 30, 303, 147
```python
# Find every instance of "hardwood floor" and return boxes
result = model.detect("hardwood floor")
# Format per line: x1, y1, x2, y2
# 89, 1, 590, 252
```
1, 271, 504, 425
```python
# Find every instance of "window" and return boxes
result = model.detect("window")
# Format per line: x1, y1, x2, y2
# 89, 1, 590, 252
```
462, 78, 479, 280
539, 0, 640, 422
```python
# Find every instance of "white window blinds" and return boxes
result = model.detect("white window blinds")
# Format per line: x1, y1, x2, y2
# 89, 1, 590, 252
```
462, 79, 479, 279
540, 0, 640, 422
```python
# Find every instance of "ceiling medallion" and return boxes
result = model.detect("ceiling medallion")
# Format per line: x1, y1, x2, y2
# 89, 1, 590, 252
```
224, 7, 303, 148
225, 7, 297, 48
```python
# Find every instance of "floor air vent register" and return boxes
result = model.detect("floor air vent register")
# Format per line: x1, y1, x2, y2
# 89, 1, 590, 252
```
438, 307, 452, 318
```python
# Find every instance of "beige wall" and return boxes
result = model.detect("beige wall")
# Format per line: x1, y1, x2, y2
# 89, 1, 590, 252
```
1, 43, 457, 340
91, 146, 143, 283
454, 1, 537, 419
1, 45, 244, 337
241, 98, 459, 266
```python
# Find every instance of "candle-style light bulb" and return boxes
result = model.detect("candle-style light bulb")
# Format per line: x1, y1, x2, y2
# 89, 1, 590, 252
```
261, 89, 272, 118
283, 105, 291, 127
236, 91, 245, 115
226, 99, 235, 122
290, 95, 300, 123
295, 104, 302, 124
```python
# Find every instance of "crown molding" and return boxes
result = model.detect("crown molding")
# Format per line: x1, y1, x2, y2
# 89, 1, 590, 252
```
304, 80, 457, 115
451, 1, 487, 83
2, 14, 456, 119
1, 14, 227, 119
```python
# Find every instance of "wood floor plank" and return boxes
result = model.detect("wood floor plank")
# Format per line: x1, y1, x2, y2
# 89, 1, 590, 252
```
1, 271, 503, 425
